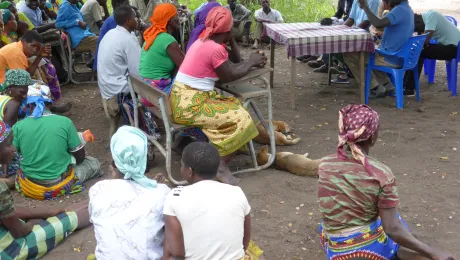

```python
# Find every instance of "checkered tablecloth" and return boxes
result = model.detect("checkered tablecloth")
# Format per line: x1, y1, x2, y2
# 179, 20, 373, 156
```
265, 23, 375, 57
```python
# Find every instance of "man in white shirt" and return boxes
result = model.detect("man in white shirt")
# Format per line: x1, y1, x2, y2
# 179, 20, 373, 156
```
253, 0, 283, 49
81, 0, 109, 35
163, 142, 266, 260
97, 5, 141, 137
89, 126, 171, 260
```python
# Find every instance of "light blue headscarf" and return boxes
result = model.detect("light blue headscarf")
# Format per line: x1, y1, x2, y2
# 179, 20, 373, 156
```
110, 126, 157, 188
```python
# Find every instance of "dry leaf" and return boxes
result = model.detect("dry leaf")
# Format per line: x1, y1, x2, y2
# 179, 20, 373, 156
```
320, 108, 327, 111
296, 207, 300, 210
416, 223, 422, 227
288, 223, 292, 227
442, 173, 447, 179
450, 112, 458, 116
280, 201, 284, 204
316, 124, 322, 127
440, 157, 449, 161
73, 247, 81, 252
308, 212, 313, 216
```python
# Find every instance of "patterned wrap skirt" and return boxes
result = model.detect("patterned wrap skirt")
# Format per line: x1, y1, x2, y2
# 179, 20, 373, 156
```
319, 214, 409, 260
170, 81, 258, 156
0, 212, 78, 259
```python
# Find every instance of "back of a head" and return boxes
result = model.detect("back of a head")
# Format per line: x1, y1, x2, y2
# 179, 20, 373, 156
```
112, 0, 129, 12
114, 5, 133, 26
21, 30, 43, 44
182, 142, 220, 180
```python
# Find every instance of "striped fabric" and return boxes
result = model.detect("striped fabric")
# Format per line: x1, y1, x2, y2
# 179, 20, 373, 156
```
317, 154, 400, 232
0, 212, 78, 260
264, 23, 375, 57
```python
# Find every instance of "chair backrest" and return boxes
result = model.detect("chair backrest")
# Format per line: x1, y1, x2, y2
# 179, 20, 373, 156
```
396, 34, 428, 70
128, 74, 173, 118
445, 15, 458, 26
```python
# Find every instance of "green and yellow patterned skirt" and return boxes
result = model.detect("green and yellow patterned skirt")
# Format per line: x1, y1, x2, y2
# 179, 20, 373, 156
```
171, 82, 258, 156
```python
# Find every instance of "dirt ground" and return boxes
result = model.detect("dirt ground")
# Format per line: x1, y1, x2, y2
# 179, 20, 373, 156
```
15, 11, 460, 260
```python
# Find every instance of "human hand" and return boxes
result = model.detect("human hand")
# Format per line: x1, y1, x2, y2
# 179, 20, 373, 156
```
431, 249, 456, 260
39, 43, 52, 57
77, 20, 86, 29
248, 51, 267, 68
358, 0, 367, 8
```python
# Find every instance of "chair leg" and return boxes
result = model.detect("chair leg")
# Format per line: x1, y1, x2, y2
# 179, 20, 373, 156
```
394, 70, 405, 109
427, 59, 436, 84
449, 59, 458, 96
413, 68, 421, 102
446, 61, 452, 91
364, 63, 372, 104
424, 59, 429, 75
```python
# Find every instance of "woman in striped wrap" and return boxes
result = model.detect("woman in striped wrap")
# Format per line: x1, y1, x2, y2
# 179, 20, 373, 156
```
317, 104, 455, 260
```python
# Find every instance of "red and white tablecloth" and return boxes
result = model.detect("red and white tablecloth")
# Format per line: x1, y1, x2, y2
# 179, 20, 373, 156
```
264, 23, 375, 57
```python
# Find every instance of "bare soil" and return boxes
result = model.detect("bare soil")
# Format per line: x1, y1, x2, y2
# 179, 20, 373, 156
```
17, 13, 460, 260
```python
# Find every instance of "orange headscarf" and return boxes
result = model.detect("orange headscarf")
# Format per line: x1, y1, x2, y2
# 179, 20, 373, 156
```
202, 6, 233, 39
143, 3, 177, 51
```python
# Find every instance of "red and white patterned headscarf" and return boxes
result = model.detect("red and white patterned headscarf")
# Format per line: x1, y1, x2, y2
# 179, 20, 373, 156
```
337, 104, 380, 173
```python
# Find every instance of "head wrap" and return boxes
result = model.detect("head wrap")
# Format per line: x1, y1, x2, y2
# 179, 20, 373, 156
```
337, 104, 380, 173
0, 69, 32, 92
0, 1, 12, 10
0, 121, 11, 144
186, 2, 221, 51
142, 3, 177, 51
26, 83, 53, 118
2, 9, 10, 24
203, 6, 232, 39
110, 126, 157, 189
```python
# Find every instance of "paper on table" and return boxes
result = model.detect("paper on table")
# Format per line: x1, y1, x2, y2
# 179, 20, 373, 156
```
343, 28, 367, 32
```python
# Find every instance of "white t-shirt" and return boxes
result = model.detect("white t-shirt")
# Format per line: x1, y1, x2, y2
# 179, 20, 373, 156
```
254, 8, 284, 23
89, 179, 171, 260
163, 180, 251, 260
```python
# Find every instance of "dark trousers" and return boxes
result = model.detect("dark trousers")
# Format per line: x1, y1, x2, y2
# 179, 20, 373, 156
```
404, 44, 458, 90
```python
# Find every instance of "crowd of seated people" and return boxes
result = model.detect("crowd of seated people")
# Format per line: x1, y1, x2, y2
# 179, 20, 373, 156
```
0, 0, 457, 259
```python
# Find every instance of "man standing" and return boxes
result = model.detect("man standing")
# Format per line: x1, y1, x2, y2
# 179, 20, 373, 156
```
253, 0, 283, 49
226, 0, 251, 46
80, 0, 110, 35
404, 10, 460, 95
333, 0, 354, 22
56, 0, 99, 53
343, 0, 413, 98
131, 0, 167, 23
97, 5, 141, 137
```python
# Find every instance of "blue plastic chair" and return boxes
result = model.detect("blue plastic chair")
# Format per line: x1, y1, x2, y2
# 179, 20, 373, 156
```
365, 34, 428, 109
423, 16, 458, 92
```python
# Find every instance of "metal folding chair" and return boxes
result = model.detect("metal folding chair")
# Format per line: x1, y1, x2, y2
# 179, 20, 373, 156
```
128, 68, 275, 185
63, 32, 97, 84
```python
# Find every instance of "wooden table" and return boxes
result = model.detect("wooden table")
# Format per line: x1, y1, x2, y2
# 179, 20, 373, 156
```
265, 23, 375, 109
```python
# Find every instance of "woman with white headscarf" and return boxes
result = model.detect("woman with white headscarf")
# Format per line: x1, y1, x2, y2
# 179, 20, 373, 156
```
88, 126, 171, 260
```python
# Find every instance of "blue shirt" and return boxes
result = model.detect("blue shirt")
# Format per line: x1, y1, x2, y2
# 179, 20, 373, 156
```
93, 15, 117, 70
380, 1, 414, 64
422, 10, 460, 46
56, 0, 95, 49
349, 0, 379, 27
18, 5, 43, 27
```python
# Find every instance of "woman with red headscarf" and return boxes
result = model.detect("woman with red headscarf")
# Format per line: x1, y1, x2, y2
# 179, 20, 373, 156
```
318, 104, 455, 260
139, 3, 184, 95
170, 6, 266, 185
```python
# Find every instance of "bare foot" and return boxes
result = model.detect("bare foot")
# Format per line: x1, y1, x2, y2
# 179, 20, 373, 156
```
216, 167, 240, 185
153, 173, 166, 184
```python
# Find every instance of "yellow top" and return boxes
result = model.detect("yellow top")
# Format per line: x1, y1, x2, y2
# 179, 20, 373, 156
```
18, 12, 35, 30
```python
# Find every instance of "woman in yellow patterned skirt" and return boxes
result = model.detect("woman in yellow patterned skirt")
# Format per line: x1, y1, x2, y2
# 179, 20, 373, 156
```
171, 6, 267, 185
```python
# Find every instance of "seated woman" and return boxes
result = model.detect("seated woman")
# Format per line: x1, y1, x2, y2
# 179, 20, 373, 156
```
186, 0, 221, 51
0, 69, 30, 185
139, 3, 183, 95
0, 121, 92, 260
13, 83, 102, 200
171, 7, 266, 185
318, 104, 455, 260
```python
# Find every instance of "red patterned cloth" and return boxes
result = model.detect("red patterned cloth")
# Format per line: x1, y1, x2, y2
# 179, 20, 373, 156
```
337, 104, 379, 174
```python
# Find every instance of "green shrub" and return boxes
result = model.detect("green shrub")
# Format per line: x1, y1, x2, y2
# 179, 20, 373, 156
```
182, 0, 335, 23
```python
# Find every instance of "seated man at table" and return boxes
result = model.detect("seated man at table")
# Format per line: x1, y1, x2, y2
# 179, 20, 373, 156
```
56, 0, 99, 57
226, 0, 251, 46
309, 0, 379, 74
342, 0, 413, 98
252, 0, 283, 49
81, 0, 110, 35
404, 10, 460, 95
